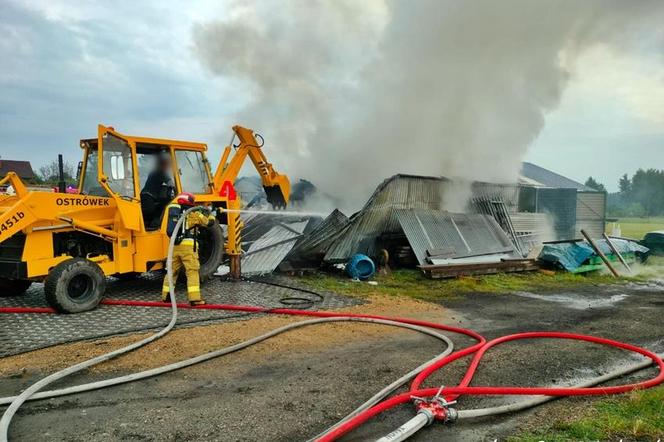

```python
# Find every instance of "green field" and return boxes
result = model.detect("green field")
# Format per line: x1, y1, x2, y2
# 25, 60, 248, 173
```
512, 387, 664, 441
607, 217, 664, 240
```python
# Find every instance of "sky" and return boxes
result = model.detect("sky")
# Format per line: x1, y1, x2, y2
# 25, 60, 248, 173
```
1, 0, 662, 193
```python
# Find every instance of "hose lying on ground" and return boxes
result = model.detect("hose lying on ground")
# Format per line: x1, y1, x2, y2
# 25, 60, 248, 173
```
321, 332, 664, 442
0, 317, 453, 406
456, 352, 662, 419
0, 206, 199, 442
373, 353, 664, 442
1, 212, 662, 442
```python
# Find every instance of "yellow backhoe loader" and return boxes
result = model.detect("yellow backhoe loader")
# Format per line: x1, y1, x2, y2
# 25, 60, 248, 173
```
0, 125, 289, 312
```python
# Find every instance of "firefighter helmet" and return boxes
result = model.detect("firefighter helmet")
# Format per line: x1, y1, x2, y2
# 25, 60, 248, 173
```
176, 192, 196, 206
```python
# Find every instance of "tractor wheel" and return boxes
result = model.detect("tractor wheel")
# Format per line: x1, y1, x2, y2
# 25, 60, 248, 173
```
0, 278, 32, 297
197, 221, 224, 281
45, 258, 106, 313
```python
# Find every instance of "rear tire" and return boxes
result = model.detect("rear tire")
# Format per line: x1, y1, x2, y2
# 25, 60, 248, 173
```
45, 258, 106, 313
197, 221, 224, 281
0, 278, 32, 297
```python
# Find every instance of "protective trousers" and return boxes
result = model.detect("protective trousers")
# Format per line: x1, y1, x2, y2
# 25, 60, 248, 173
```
161, 240, 202, 302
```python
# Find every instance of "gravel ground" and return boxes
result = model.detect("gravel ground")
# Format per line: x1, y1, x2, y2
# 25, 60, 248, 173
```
0, 281, 662, 441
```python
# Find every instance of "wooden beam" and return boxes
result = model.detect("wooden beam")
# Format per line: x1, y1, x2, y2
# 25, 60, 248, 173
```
581, 229, 619, 277
602, 233, 632, 273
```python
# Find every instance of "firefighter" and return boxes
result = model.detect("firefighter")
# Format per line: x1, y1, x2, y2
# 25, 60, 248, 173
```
162, 192, 216, 306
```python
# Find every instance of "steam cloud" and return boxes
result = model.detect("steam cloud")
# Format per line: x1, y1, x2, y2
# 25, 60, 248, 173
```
193, 0, 664, 211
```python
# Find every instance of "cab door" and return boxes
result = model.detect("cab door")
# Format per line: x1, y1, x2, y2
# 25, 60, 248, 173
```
97, 125, 142, 231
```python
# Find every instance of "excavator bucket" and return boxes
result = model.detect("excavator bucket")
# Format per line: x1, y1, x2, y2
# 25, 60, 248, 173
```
264, 175, 290, 209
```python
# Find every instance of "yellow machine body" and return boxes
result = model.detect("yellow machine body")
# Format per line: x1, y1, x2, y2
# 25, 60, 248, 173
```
0, 124, 290, 282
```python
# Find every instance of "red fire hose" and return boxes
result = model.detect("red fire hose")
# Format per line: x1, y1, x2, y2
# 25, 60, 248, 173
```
319, 331, 664, 442
3, 298, 663, 442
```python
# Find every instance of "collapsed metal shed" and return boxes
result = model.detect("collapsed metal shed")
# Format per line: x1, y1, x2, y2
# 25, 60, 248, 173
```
286, 209, 349, 263
324, 174, 445, 263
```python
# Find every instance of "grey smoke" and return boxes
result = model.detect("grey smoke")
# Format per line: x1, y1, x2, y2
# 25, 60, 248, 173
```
193, 0, 664, 211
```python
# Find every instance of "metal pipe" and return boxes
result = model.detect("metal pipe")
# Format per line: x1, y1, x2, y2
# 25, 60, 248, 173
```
57, 154, 66, 193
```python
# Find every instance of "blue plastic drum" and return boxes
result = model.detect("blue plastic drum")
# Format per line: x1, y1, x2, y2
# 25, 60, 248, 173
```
346, 254, 376, 280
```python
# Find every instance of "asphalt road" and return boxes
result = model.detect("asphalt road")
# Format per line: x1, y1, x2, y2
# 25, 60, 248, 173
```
1, 280, 662, 441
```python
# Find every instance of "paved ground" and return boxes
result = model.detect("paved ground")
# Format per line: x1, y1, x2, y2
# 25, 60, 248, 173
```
0, 279, 662, 441
0, 275, 359, 357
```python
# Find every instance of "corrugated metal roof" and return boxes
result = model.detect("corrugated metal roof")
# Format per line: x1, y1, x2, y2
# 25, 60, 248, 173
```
324, 175, 446, 262
241, 213, 321, 245
241, 221, 309, 275
287, 209, 349, 260
395, 209, 516, 265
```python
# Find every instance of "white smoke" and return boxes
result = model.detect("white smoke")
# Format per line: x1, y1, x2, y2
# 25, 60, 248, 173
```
193, 0, 664, 211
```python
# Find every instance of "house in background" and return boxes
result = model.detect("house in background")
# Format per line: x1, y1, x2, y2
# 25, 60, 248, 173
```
0, 159, 36, 181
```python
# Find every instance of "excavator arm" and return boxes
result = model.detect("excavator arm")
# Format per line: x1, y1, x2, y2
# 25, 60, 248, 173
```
213, 126, 290, 208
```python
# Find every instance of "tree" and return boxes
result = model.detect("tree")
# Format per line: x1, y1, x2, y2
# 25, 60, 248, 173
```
584, 176, 606, 193
38, 160, 75, 184
618, 174, 631, 194
607, 168, 664, 218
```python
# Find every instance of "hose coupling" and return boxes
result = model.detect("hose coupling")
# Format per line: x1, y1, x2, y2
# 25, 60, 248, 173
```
410, 395, 458, 425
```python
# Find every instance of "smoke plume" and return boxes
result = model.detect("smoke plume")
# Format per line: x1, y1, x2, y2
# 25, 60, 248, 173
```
193, 0, 664, 211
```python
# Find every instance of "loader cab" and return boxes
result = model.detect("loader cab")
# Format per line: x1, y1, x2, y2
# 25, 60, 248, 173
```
78, 125, 215, 231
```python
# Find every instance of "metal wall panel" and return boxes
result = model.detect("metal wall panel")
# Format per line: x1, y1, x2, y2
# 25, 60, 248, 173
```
535, 188, 578, 240
576, 191, 606, 238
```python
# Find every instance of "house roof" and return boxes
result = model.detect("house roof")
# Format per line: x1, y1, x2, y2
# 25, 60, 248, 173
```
0, 160, 36, 179
520, 162, 591, 191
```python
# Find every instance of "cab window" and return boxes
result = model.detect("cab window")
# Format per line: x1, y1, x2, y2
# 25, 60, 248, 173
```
80, 148, 104, 196
175, 150, 210, 194
102, 133, 135, 198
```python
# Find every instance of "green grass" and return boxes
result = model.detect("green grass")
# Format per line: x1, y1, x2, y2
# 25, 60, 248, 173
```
299, 269, 620, 302
607, 217, 664, 240
511, 387, 664, 441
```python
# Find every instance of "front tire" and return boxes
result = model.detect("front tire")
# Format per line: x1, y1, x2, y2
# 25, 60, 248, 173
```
0, 278, 32, 297
45, 258, 106, 313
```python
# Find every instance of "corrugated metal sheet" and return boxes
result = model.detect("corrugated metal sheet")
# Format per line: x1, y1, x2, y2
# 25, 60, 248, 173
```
576, 191, 606, 239
471, 182, 521, 213
324, 175, 445, 262
241, 213, 321, 245
511, 212, 553, 235
241, 221, 308, 275
287, 209, 349, 260
395, 209, 516, 265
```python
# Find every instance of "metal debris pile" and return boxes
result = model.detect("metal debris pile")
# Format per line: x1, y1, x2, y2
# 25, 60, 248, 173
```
233, 174, 540, 278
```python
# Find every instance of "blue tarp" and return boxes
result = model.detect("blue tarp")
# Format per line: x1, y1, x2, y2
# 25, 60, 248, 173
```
539, 239, 649, 272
